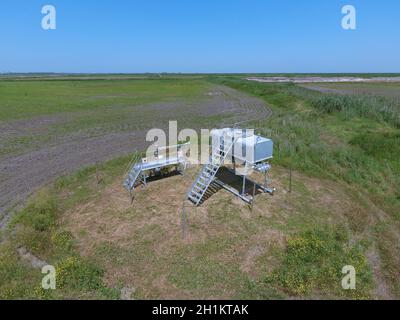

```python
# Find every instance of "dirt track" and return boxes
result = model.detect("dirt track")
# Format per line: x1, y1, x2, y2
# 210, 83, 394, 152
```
0, 85, 272, 228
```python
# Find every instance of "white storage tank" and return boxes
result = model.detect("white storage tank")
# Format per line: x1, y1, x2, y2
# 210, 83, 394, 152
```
211, 128, 273, 164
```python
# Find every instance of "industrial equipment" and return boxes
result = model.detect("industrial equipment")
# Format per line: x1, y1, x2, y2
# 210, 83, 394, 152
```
124, 143, 189, 198
186, 128, 274, 206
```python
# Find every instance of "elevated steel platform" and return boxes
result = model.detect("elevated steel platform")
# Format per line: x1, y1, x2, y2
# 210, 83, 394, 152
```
124, 143, 189, 197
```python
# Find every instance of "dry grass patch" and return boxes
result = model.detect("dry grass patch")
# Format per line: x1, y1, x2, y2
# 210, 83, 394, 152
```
56, 164, 381, 298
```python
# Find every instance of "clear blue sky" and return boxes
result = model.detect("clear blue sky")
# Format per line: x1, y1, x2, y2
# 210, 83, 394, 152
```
1, 0, 399, 73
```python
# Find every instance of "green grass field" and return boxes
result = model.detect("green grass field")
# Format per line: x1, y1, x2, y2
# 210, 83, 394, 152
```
0, 79, 209, 120
1, 75, 399, 299
0, 79, 230, 162
301, 82, 400, 100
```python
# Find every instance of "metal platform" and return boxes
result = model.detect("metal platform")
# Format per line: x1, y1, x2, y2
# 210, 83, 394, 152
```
140, 156, 186, 171
124, 143, 189, 197
186, 128, 275, 206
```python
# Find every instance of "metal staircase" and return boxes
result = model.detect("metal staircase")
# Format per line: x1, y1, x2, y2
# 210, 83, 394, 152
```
187, 130, 239, 206
124, 163, 143, 192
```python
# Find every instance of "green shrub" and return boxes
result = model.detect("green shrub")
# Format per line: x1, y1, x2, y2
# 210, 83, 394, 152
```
312, 96, 344, 113
51, 230, 75, 255
16, 226, 52, 256
12, 189, 58, 232
266, 227, 372, 298
56, 256, 104, 291
350, 132, 400, 162
311, 95, 400, 128
55, 256, 120, 299
0, 242, 40, 299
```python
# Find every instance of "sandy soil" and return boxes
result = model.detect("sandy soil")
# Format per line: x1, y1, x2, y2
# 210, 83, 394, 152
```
0, 85, 272, 228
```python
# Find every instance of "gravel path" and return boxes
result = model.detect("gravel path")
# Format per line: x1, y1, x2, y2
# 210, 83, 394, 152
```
0, 84, 272, 228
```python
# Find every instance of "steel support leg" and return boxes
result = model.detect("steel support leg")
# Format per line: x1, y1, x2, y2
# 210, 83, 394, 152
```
142, 173, 147, 188
242, 163, 248, 196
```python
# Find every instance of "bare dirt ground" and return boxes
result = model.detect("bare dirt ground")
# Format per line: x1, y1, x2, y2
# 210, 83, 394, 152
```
0, 85, 272, 228
246, 76, 400, 83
